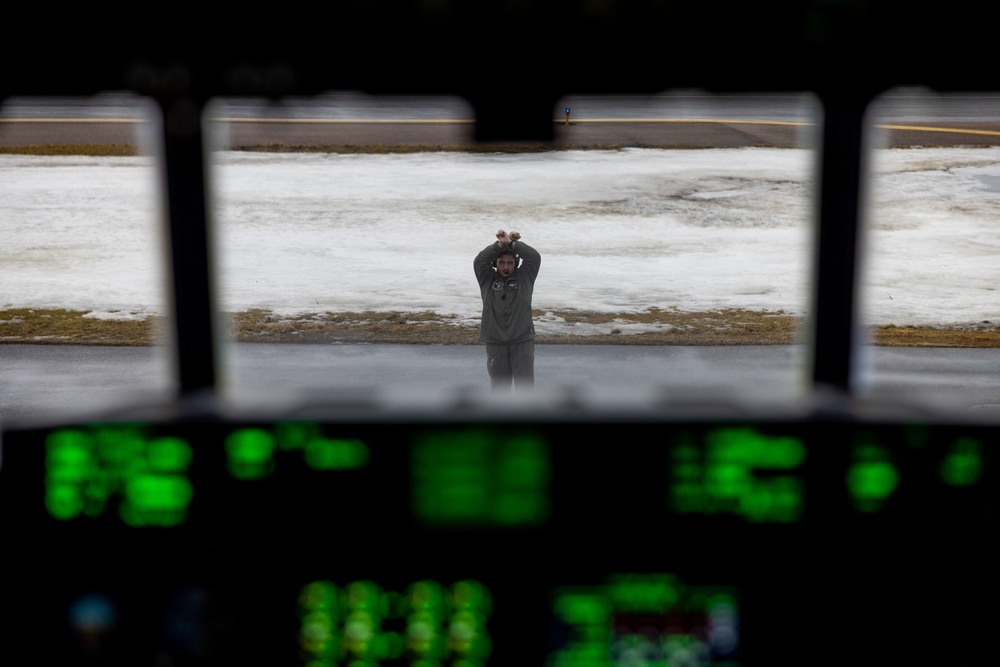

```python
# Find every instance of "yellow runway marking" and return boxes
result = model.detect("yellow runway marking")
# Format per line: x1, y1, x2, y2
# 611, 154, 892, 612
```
564, 119, 1000, 138
876, 123, 1000, 137
3, 117, 999, 138
564, 118, 807, 126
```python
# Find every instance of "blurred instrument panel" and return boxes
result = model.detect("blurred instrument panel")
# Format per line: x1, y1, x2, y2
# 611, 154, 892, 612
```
1, 416, 994, 665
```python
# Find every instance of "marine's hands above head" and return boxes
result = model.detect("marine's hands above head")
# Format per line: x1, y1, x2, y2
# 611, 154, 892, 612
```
496, 229, 514, 247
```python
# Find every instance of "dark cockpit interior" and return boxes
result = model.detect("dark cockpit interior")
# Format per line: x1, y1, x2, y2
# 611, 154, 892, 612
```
1, 4, 997, 665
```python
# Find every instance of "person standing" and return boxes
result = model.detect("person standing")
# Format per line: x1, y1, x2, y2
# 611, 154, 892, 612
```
474, 229, 542, 392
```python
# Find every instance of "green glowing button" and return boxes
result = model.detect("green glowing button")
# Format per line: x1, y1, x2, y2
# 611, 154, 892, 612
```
941, 438, 982, 486
121, 474, 193, 526
608, 573, 681, 612
275, 420, 322, 450
451, 580, 493, 615
225, 428, 276, 480
46, 484, 84, 520
299, 580, 340, 626
847, 459, 899, 513
146, 437, 192, 472
305, 438, 368, 471
848, 461, 899, 497
552, 593, 611, 626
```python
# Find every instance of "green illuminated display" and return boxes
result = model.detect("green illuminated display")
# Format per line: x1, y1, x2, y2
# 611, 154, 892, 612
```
297, 578, 492, 666
34, 421, 991, 532
225, 428, 275, 480
225, 422, 369, 480
549, 574, 740, 667
45, 424, 193, 526
607, 573, 681, 613
941, 437, 982, 486
412, 429, 549, 526
847, 442, 899, 513
669, 427, 805, 523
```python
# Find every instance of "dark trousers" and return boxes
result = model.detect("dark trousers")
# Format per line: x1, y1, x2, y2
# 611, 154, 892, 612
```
486, 340, 535, 392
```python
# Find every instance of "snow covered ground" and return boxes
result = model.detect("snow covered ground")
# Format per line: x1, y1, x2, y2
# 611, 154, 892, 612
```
4, 145, 1000, 334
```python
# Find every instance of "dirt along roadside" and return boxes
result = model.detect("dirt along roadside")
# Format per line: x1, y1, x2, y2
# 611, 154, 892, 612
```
3, 307, 1000, 348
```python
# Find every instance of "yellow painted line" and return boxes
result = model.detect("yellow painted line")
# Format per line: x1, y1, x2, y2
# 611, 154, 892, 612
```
876, 123, 1000, 137
570, 119, 1000, 138
563, 118, 810, 126
3, 117, 999, 138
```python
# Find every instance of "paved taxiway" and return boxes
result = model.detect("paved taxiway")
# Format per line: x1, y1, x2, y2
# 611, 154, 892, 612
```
4, 343, 1000, 426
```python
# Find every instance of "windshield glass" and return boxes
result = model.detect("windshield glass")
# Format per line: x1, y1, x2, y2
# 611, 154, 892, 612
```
0, 93, 172, 424
208, 91, 819, 410
861, 88, 1000, 412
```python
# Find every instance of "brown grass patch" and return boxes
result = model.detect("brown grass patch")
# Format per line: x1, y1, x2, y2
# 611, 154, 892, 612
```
5, 307, 1000, 347
872, 322, 1000, 347
0, 308, 159, 345
535, 307, 801, 345
232, 143, 567, 155
226, 309, 479, 344
0, 144, 141, 156
223, 307, 804, 345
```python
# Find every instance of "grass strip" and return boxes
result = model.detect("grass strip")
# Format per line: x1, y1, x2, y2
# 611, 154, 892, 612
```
0, 144, 141, 156
4, 307, 1000, 347
0, 309, 160, 345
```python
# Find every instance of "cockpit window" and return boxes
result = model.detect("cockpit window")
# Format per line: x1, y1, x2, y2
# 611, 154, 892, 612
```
862, 88, 1000, 410
207, 91, 819, 408
0, 93, 172, 423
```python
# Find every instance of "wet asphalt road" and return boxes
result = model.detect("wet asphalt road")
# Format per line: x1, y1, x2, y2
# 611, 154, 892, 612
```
3, 343, 1000, 426
4, 117, 1000, 149
4, 93, 1000, 148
